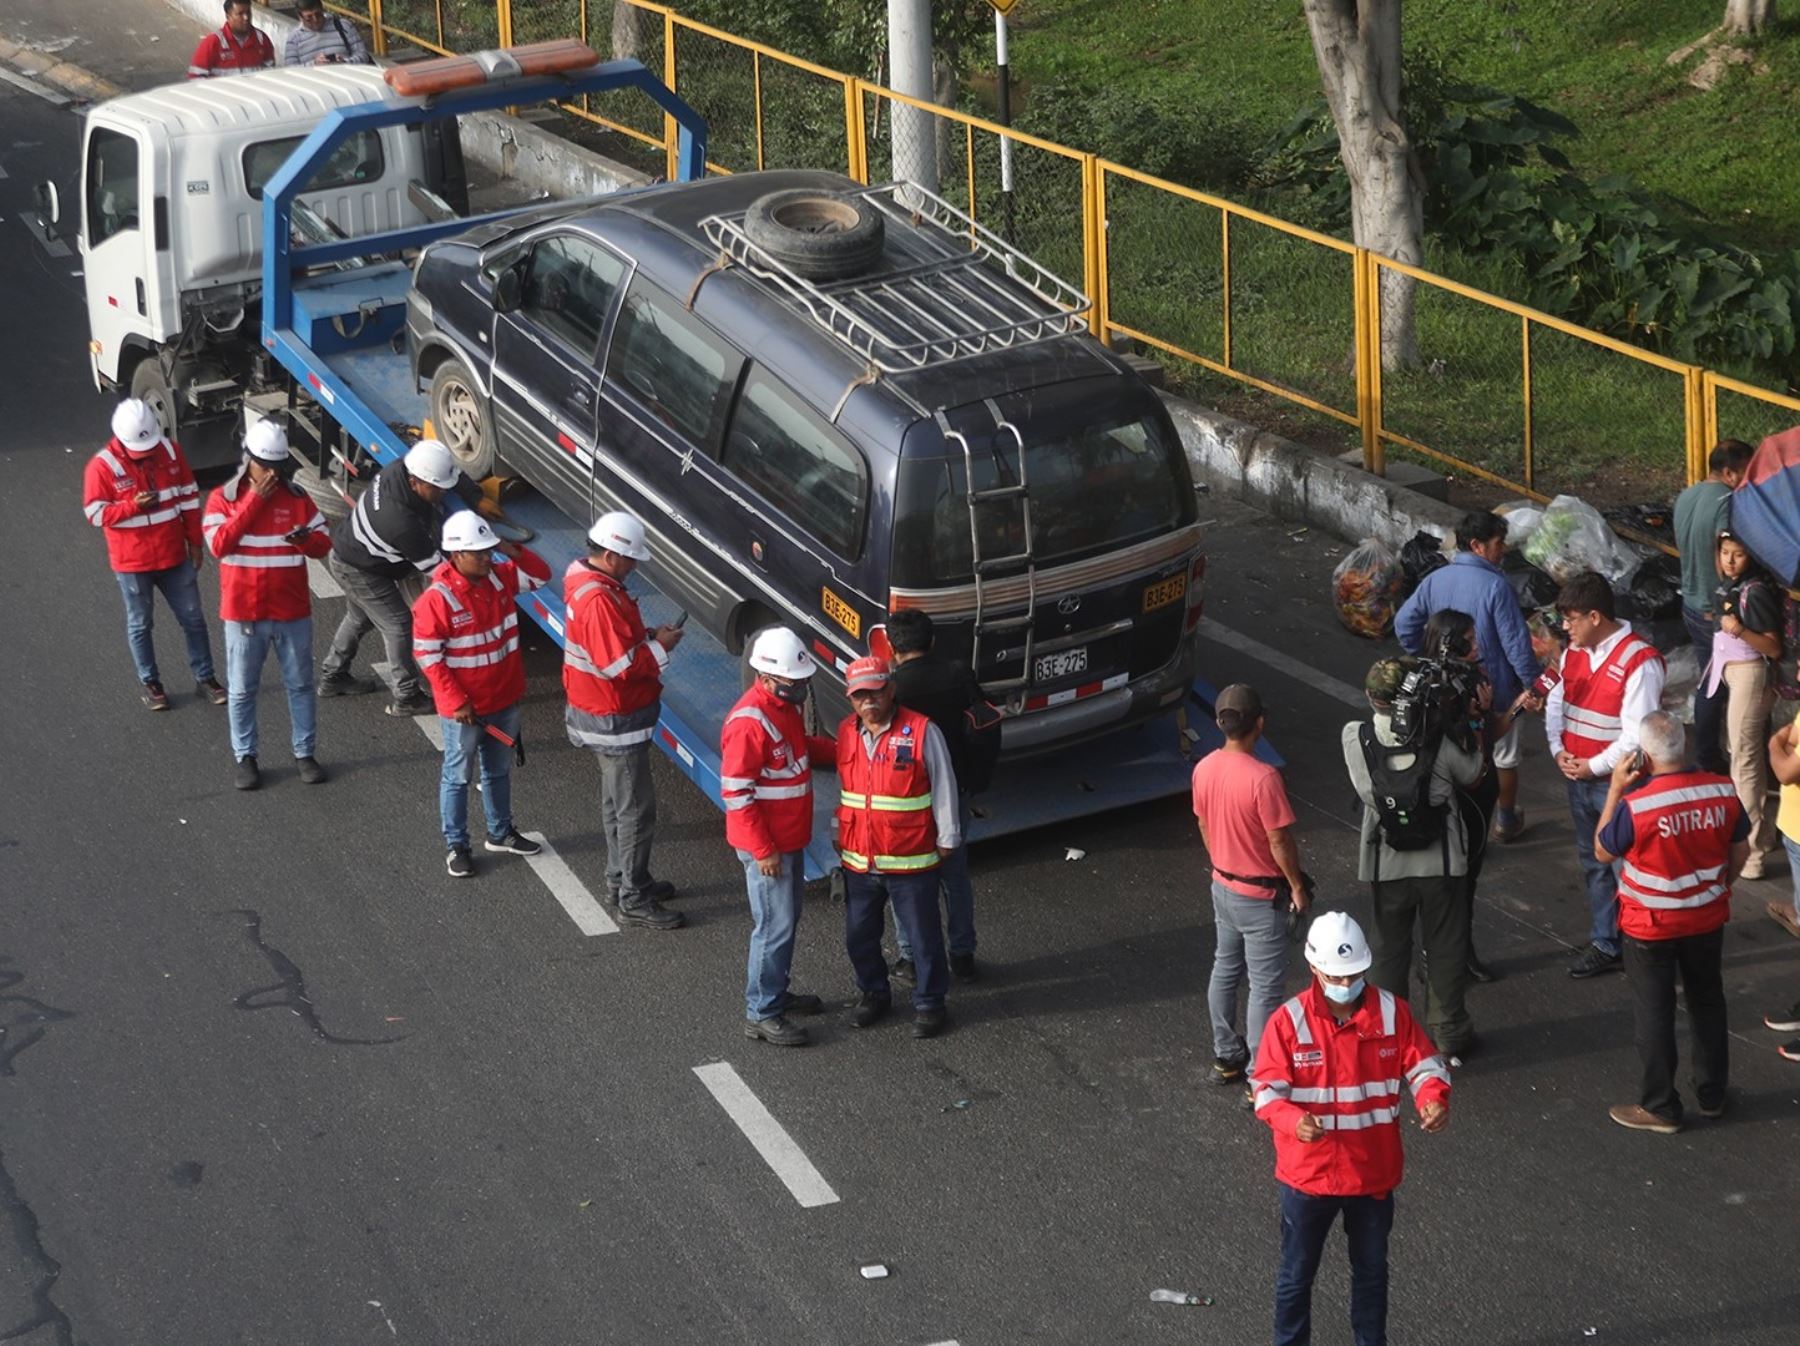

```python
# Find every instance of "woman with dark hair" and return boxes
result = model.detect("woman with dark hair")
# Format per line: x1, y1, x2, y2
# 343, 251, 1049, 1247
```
1710, 529, 1784, 877
1423, 608, 1500, 983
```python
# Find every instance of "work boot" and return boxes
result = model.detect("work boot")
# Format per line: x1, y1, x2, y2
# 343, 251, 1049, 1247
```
743, 1015, 809, 1047
1568, 945, 1623, 979
889, 957, 916, 985
618, 899, 684, 931
387, 693, 434, 718
850, 992, 891, 1028
950, 952, 979, 982
234, 756, 260, 791
295, 756, 327, 785
911, 1007, 948, 1039
197, 677, 228, 706
141, 679, 170, 712
1208, 1055, 1249, 1086
317, 671, 382, 697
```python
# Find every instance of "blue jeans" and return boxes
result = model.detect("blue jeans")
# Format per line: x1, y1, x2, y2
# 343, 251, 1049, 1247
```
1208, 882, 1291, 1063
1274, 1183, 1395, 1346
738, 848, 805, 1021
224, 617, 316, 760
847, 868, 948, 1011
115, 561, 214, 685
896, 799, 977, 959
1566, 777, 1621, 956
1683, 605, 1728, 774
1786, 833, 1800, 919
439, 701, 520, 849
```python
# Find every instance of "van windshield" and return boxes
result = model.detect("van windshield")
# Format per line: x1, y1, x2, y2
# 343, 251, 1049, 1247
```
891, 395, 1194, 588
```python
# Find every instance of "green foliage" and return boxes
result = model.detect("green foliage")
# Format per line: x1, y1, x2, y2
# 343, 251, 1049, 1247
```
673, 0, 990, 79
1019, 84, 1261, 192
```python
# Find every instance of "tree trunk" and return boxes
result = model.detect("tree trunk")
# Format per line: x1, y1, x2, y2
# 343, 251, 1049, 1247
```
1723, 0, 1777, 36
611, 0, 641, 60
1302, 0, 1425, 370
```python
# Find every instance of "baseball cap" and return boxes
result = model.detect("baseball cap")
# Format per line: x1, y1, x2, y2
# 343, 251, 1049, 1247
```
1214, 683, 1263, 719
845, 655, 891, 692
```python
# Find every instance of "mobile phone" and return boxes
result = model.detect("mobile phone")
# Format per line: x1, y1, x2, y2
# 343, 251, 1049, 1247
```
671, 610, 689, 628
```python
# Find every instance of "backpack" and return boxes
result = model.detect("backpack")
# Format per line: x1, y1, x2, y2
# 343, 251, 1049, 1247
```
1358, 722, 1447, 852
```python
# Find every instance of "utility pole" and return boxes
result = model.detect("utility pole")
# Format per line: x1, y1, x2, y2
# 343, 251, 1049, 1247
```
887, 0, 938, 196
993, 5, 1015, 241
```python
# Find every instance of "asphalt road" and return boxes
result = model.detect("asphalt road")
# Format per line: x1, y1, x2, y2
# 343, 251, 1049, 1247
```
3, 12, 1800, 1344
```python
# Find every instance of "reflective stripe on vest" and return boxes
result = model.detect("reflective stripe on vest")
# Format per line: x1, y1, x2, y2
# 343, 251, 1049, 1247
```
837, 791, 934, 812
838, 848, 940, 872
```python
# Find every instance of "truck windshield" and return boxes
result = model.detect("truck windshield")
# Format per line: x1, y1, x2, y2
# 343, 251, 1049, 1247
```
243, 131, 385, 199
891, 397, 1194, 588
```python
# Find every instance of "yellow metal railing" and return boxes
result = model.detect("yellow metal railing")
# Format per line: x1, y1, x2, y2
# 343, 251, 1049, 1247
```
315, 0, 1800, 499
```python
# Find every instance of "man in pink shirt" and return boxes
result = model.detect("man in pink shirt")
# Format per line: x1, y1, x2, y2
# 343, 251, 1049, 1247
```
1192, 683, 1312, 1097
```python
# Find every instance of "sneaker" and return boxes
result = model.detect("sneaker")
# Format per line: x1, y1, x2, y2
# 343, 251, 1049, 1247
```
743, 1015, 809, 1047
1491, 809, 1525, 844
386, 694, 434, 718
295, 756, 327, 785
911, 1007, 948, 1039
1608, 1103, 1680, 1135
445, 847, 474, 879
779, 992, 823, 1017
197, 677, 228, 706
234, 756, 260, 791
1467, 955, 1500, 984
950, 952, 979, 982
851, 992, 891, 1028
141, 679, 170, 712
317, 671, 382, 698
890, 957, 916, 985
484, 831, 542, 857
1764, 1001, 1800, 1033
1568, 946, 1624, 979
1696, 1096, 1727, 1120
1209, 1055, 1250, 1086
1779, 1040, 1800, 1063
617, 900, 684, 931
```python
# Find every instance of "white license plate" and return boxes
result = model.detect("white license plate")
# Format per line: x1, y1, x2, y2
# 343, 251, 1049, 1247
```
1034, 647, 1089, 683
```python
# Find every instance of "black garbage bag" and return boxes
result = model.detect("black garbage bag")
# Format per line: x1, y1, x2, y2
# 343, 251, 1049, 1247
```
1503, 551, 1560, 612
1400, 530, 1449, 597
1625, 554, 1683, 623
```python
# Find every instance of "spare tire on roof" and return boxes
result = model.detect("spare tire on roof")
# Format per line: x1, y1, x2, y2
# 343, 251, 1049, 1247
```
741, 190, 886, 281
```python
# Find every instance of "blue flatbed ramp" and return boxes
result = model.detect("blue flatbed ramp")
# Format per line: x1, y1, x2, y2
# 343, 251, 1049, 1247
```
320, 348, 1278, 879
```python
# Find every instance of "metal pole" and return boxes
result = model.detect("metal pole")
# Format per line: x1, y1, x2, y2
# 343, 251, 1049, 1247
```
887, 0, 938, 197
994, 8, 1015, 243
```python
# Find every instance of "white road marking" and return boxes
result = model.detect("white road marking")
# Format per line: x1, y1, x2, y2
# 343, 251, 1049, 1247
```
692, 1062, 841, 1208
519, 832, 617, 936
1199, 617, 1366, 708
0, 67, 70, 106
307, 558, 343, 598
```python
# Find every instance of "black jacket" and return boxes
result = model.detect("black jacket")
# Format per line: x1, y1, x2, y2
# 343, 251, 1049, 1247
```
891, 652, 982, 789
331, 458, 482, 579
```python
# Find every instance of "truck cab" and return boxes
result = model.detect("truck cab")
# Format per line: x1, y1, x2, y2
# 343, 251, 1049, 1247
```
66, 65, 457, 462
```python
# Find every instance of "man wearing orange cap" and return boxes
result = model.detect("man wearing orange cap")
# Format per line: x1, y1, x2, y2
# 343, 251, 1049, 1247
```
835, 655, 962, 1038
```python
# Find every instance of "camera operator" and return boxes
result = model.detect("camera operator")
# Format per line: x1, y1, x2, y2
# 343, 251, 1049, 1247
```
1342, 655, 1488, 1058
285, 0, 372, 66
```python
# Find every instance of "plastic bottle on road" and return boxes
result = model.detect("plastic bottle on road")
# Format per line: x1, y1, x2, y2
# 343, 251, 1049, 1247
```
1150, 1288, 1213, 1306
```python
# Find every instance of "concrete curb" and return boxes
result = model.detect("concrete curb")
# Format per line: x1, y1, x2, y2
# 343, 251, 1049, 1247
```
0, 34, 123, 100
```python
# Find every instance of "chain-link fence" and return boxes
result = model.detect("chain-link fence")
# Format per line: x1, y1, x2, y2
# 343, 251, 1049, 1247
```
1708, 375, 1800, 453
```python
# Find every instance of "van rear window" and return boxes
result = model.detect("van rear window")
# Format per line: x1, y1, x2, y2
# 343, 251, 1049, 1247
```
243, 131, 385, 199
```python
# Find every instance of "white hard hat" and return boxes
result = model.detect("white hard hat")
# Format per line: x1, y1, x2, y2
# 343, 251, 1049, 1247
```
588, 510, 650, 561
111, 398, 165, 454
1305, 911, 1373, 977
245, 418, 289, 463
441, 510, 499, 553
403, 438, 459, 489
748, 627, 817, 680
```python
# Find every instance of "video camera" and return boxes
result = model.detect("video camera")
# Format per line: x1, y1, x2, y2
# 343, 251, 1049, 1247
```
1388, 639, 1485, 751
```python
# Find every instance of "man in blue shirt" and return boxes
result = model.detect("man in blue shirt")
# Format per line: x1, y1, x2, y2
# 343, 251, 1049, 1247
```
1396, 511, 1541, 841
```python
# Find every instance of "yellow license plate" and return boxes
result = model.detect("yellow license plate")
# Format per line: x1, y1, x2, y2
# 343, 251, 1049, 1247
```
821, 585, 862, 638
1142, 574, 1187, 613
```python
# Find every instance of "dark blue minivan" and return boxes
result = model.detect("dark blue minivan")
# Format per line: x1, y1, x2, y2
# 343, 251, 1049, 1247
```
406, 169, 1205, 749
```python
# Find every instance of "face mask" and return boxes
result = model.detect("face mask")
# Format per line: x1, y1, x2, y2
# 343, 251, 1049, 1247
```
1321, 976, 1364, 1005
769, 678, 809, 705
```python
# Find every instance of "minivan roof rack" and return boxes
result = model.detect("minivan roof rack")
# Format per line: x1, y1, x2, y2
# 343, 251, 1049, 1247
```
699, 182, 1092, 374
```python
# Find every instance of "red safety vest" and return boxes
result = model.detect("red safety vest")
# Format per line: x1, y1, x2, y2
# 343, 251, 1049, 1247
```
1616, 770, 1741, 940
411, 549, 550, 717
202, 471, 332, 622
81, 438, 202, 572
188, 24, 275, 77
720, 685, 832, 859
1559, 632, 1662, 760
835, 706, 941, 874
561, 560, 662, 720
1251, 983, 1451, 1199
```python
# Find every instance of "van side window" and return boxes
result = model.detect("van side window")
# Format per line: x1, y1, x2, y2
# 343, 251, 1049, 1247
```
608, 280, 743, 451
519, 235, 624, 359
724, 370, 868, 558
242, 131, 385, 200
86, 128, 139, 245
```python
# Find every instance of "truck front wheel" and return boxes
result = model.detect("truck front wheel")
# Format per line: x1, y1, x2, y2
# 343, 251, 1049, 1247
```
428, 357, 496, 479
130, 359, 179, 441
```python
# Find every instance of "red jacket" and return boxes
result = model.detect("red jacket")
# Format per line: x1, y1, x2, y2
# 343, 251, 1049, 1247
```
1559, 633, 1662, 760
411, 548, 551, 717
562, 560, 665, 717
188, 24, 275, 77
836, 706, 941, 873
202, 470, 332, 622
82, 438, 202, 573
1616, 770, 1741, 941
720, 684, 835, 860
1252, 983, 1451, 1198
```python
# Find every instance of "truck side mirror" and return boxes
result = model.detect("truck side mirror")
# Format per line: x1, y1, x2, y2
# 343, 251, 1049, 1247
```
493, 266, 523, 313
33, 180, 76, 242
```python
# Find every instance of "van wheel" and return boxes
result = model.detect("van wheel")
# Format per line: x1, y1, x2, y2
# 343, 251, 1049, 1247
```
740, 619, 828, 736
130, 359, 179, 441
428, 357, 495, 478
741, 190, 886, 281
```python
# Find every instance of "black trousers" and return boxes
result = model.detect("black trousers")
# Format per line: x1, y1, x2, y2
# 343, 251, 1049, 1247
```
1623, 927, 1729, 1123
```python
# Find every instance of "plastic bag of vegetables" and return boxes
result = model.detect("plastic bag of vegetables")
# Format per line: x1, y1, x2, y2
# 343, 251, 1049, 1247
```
1333, 538, 1405, 638
1521, 495, 1639, 584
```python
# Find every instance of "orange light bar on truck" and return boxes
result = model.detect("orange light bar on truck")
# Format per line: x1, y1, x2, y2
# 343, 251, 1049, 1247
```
384, 40, 601, 98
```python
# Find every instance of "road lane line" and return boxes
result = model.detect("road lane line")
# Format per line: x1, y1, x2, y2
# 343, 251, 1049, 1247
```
1199, 617, 1365, 708
0, 67, 71, 106
519, 832, 617, 935
307, 558, 343, 599
692, 1062, 840, 1208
